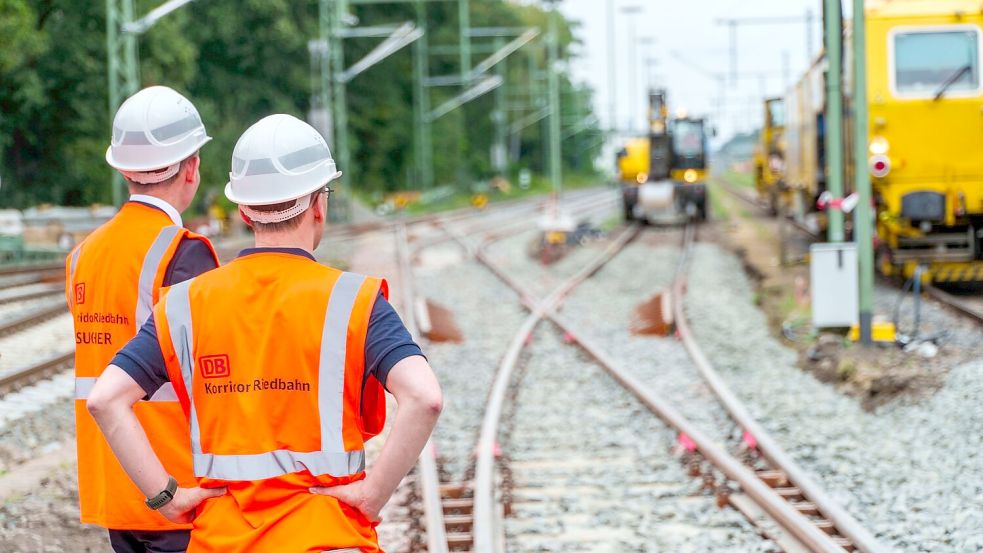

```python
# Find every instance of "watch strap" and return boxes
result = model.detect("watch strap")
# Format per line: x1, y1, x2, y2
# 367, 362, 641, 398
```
145, 476, 178, 510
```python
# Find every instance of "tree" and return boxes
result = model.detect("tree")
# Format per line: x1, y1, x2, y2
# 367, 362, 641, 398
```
0, 0, 603, 209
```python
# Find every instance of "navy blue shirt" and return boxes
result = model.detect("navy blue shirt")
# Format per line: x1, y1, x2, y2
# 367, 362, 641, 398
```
112, 247, 422, 397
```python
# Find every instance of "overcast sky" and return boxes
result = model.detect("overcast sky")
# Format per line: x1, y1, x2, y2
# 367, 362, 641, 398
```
552, 0, 830, 142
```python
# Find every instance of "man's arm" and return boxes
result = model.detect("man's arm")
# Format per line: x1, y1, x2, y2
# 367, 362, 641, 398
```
87, 365, 225, 523
311, 355, 441, 521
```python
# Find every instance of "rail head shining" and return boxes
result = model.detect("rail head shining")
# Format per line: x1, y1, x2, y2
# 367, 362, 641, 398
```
394, 224, 450, 553
670, 228, 887, 553
467, 224, 640, 553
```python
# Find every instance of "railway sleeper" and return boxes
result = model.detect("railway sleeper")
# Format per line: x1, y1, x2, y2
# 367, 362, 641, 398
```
755, 468, 789, 488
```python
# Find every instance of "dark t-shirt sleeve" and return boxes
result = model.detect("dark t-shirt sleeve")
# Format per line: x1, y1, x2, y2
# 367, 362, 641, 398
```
364, 293, 425, 388
111, 317, 170, 399
163, 237, 217, 287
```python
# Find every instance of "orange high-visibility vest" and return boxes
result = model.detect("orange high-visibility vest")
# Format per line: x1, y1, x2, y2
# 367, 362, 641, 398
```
66, 202, 219, 530
153, 252, 388, 553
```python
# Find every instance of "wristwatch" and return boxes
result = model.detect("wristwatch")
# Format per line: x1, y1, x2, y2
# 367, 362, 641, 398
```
145, 476, 178, 510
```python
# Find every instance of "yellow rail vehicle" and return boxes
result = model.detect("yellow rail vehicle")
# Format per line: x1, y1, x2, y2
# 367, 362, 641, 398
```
784, 0, 983, 282
618, 91, 710, 224
867, 0, 983, 282
753, 98, 787, 215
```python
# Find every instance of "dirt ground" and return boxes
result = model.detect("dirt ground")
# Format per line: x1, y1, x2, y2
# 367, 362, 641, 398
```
0, 444, 108, 552
703, 178, 968, 410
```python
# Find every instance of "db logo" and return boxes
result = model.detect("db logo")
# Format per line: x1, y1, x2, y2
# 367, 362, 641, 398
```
199, 354, 231, 378
74, 283, 86, 305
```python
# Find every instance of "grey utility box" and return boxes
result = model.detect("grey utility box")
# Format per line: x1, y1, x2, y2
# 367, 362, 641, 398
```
810, 243, 858, 328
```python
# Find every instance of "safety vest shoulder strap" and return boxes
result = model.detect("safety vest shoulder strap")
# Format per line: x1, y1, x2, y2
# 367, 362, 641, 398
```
65, 243, 84, 307
138, 227, 219, 325
157, 270, 381, 481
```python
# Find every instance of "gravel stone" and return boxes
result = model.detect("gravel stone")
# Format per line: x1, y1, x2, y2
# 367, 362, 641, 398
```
503, 325, 775, 552
416, 254, 527, 482
560, 239, 738, 448
0, 298, 64, 324
0, 314, 72, 375
0, 371, 74, 471
684, 242, 983, 552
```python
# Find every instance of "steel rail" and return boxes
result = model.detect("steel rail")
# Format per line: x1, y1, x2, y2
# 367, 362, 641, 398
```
466, 224, 852, 553
0, 273, 45, 290
394, 223, 450, 553
399, 188, 621, 552
0, 350, 74, 397
547, 315, 845, 553
671, 230, 886, 553
0, 283, 63, 305
714, 176, 821, 239
0, 301, 67, 338
417, 191, 619, 255
467, 223, 641, 553
0, 262, 63, 276
925, 285, 983, 325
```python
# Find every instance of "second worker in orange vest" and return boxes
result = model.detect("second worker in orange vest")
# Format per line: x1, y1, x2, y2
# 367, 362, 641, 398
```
68, 85, 219, 553
86, 114, 443, 552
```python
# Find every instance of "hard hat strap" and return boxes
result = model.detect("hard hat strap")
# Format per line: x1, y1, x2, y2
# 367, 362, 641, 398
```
240, 194, 313, 224
120, 163, 181, 185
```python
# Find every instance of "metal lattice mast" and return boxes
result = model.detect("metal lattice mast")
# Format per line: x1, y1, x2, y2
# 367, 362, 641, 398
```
331, 0, 352, 220
546, 2, 562, 196
458, 0, 471, 83
315, 0, 334, 147
413, 0, 434, 189
492, 36, 508, 177
106, 0, 140, 206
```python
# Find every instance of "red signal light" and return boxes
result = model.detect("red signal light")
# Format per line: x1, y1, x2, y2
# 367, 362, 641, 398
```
869, 155, 891, 178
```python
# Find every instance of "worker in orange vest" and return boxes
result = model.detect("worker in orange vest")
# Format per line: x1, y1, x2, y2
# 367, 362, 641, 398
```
67, 86, 220, 552
86, 114, 443, 552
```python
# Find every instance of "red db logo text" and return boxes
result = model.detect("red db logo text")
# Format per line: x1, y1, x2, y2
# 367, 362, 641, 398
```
74, 283, 86, 305
199, 354, 231, 378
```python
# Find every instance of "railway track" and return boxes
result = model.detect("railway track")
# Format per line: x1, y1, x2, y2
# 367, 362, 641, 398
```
924, 285, 983, 324
403, 213, 886, 552
714, 176, 821, 240
0, 283, 63, 305
0, 190, 613, 404
0, 301, 67, 338
0, 350, 74, 397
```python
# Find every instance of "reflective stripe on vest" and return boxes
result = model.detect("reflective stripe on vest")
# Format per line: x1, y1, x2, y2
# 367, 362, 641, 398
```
164, 272, 369, 481
69, 245, 82, 285
136, 226, 182, 325
74, 377, 178, 402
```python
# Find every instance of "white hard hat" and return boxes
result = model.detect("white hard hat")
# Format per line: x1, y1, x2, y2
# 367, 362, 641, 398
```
224, 114, 341, 222
106, 86, 211, 180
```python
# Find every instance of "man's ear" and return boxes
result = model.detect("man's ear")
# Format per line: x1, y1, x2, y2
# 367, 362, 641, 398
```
312, 192, 327, 221
238, 207, 253, 228
184, 155, 200, 183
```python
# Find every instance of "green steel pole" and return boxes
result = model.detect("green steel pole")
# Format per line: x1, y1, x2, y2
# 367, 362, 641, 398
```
824, 0, 845, 242
458, 0, 471, 82
547, 4, 562, 197
331, 0, 351, 220
853, 0, 874, 344
413, 0, 434, 189
106, 0, 139, 207
493, 37, 507, 177
318, 0, 333, 147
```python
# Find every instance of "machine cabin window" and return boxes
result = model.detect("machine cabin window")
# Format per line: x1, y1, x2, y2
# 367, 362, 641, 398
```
767, 100, 785, 128
672, 120, 705, 158
893, 28, 981, 97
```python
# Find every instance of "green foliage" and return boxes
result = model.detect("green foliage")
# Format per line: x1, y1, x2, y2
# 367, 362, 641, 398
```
0, 1, 604, 210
